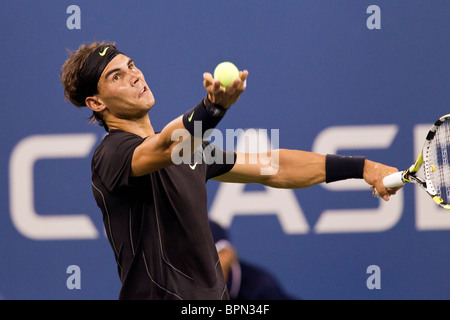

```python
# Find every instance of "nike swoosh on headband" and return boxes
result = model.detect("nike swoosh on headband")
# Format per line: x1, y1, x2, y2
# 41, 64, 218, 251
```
99, 47, 109, 56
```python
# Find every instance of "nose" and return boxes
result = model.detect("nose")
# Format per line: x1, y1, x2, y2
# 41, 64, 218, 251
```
129, 69, 142, 86
130, 75, 142, 88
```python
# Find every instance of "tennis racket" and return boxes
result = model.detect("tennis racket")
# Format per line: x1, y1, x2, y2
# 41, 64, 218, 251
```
379, 114, 450, 209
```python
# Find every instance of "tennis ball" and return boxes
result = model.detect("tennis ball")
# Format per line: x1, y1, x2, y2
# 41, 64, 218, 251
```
214, 62, 239, 88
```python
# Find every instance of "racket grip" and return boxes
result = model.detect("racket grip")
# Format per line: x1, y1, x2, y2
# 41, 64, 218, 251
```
383, 171, 405, 188
374, 171, 405, 198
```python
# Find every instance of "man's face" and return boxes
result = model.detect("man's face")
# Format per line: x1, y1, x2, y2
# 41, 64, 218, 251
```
96, 54, 155, 119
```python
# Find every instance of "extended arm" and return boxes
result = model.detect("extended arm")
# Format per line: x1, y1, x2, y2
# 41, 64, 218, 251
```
213, 149, 400, 200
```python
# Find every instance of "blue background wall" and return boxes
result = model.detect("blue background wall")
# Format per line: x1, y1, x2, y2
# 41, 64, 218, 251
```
1, 0, 450, 300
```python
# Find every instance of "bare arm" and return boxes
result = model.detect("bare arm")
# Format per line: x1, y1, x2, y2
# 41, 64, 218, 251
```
131, 115, 189, 176
213, 149, 325, 188
213, 149, 400, 200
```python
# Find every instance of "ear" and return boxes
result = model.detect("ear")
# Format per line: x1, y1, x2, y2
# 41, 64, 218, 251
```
85, 96, 106, 113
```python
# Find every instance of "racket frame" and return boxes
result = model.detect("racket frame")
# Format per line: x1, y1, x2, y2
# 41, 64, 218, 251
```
404, 114, 450, 209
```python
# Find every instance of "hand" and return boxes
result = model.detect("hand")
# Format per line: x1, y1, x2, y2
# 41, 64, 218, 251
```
203, 70, 248, 109
218, 247, 238, 282
363, 159, 402, 201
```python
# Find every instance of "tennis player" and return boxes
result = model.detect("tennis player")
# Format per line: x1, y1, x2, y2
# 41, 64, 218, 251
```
60, 41, 400, 300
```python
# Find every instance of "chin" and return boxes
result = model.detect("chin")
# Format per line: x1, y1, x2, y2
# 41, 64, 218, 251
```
147, 98, 155, 110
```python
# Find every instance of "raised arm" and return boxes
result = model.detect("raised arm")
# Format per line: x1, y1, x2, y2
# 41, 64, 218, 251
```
131, 71, 248, 176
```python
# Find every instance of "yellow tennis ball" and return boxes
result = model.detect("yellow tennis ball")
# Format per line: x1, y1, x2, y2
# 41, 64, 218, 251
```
214, 62, 239, 87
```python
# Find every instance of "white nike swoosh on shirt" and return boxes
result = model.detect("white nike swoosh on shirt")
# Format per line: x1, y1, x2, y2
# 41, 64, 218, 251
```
189, 162, 198, 170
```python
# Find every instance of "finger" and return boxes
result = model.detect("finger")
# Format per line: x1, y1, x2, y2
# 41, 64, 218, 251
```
239, 70, 248, 81
239, 70, 248, 89
229, 71, 248, 92
212, 79, 222, 93
374, 181, 390, 201
387, 186, 402, 195
203, 72, 214, 88
227, 79, 241, 93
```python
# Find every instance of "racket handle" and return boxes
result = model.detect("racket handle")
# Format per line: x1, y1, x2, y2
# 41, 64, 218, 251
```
374, 171, 405, 198
383, 171, 405, 188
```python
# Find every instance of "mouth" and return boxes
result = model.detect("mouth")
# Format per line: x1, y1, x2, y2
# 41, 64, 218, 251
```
139, 86, 148, 97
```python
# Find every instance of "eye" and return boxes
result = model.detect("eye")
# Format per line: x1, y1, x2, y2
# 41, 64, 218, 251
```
128, 63, 135, 70
113, 74, 120, 81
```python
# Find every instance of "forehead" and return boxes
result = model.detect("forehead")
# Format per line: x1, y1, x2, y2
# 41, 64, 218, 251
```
100, 54, 131, 78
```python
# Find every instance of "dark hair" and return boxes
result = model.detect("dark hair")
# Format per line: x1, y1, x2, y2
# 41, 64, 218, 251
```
60, 41, 116, 131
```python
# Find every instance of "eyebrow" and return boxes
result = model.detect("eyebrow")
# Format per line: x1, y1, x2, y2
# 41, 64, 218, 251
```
104, 58, 134, 80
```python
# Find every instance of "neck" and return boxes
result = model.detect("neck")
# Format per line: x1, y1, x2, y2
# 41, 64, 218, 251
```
107, 114, 155, 138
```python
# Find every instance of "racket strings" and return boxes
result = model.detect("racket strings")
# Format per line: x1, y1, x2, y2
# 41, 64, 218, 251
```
429, 120, 450, 203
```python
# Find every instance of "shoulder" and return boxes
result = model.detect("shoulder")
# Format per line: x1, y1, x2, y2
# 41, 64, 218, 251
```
93, 130, 145, 164
97, 130, 143, 152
